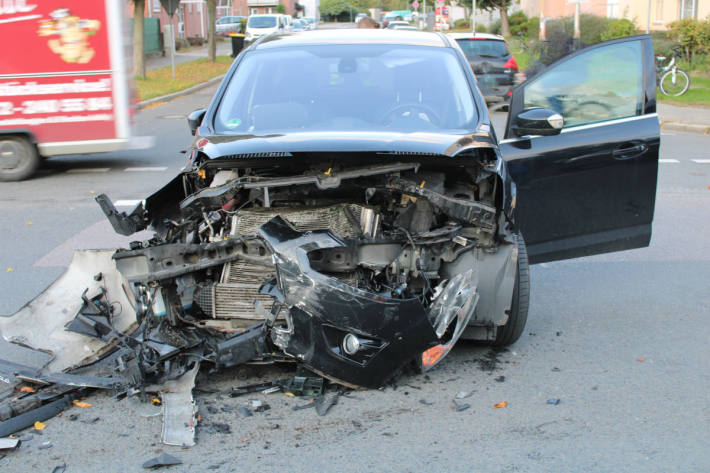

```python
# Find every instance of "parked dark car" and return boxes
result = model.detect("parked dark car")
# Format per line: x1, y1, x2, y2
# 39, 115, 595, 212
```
449, 32, 519, 105
96, 30, 659, 391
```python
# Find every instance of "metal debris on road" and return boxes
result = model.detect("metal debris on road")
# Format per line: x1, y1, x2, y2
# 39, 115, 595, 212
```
493, 401, 507, 408
546, 398, 561, 405
0, 438, 20, 450
455, 391, 473, 399
453, 400, 471, 412
51, 464, 66, 473
315, 392, 340, 416
142, 453, 183, 469
38, 441, 52, 449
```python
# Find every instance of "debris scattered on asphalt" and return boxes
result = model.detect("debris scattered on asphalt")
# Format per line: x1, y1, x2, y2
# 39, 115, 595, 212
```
34, 421, 46, 431
455, 391, 473, 399
352, 420, 362, 428
556, 331, 562, 336
206, 406, 218, 414
80, 417, 100, 424
292, 401, 316, 411
493, 401, 507, 408
494, 375, 505, 382
68, 414, 78, 421
0, 438, 20, 450
419, 399, 434, 406
19, 386, 36, 394
209, 422, 231, 434
51, 464, 66, 473
251, 400, 270, 413
453, 400, 471, 412
38, 441, 53, 450
238, 407, 253, 417
315, 392, 340, 416
142, 452, 183, 469
72, 401, 92, 408
551, 367, 561, 372
636, 358, 646, 362
546, 398, 561, 405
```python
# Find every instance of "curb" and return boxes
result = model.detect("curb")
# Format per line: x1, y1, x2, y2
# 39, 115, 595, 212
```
660, 121, 710, 135
136, 75, 225, 110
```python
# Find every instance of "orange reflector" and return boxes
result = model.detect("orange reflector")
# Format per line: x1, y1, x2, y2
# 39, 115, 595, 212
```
198, 169, 206, 179
72, 400, 92, 408
421, 345, 446, 368
20, 386, 36, 393
493, 401, 507, 408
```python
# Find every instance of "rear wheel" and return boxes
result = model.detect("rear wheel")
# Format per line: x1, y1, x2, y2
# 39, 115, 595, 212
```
491, 233, 530, 346
0, 136, 39, 181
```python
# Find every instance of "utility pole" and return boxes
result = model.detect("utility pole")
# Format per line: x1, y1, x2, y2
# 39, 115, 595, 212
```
646, 0, 651, 33
471, 0, 476, 34
573, 1, 580, 49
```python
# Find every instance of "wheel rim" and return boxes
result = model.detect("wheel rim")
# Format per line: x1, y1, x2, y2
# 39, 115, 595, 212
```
0, 140, 25, 171
661, 70, 689, 96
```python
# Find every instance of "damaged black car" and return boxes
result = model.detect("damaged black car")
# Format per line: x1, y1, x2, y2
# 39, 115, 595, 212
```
1, 30, 659, 407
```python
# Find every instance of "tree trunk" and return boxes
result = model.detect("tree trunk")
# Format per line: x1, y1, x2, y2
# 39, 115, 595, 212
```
206, 0, 217, 62
133, 0, 146, 79
498, 4, 510, 37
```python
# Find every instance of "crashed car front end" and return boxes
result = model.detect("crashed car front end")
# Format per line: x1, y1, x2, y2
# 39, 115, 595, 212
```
95, 136, 518, 389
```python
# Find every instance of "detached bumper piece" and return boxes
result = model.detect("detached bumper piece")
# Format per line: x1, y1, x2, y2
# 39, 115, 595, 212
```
260, 217, 442, 388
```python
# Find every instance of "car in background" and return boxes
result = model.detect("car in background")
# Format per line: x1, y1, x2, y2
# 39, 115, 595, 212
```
355, 13, 367, 24
386, 20, 410, 29
245, 14, 284, 43
393, 25, 418, 31
216, 16, 246, 36
293, 18, 307, 31
303, 17, 317, 29
448, 32, 518, 105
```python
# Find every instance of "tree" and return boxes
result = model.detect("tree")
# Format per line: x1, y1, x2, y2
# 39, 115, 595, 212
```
477, 0, 511, 37
319, 0, 351, 18
132, 0, 146, 79
277, 3, 286, 14
206, 0, 217, 62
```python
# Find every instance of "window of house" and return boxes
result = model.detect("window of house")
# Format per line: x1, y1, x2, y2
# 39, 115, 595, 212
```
606, 0, 619, 19
680, 0, 698, 19
153, 0, 161, 13
251, 8, 258, 14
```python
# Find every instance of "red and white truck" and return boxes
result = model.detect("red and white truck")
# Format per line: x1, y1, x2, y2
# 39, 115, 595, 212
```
0, 0, 146, 181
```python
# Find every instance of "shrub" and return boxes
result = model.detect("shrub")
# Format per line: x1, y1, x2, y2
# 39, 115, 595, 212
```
600, 18, 637, 41
667, 18, 710, 65
276, 3, 286, 13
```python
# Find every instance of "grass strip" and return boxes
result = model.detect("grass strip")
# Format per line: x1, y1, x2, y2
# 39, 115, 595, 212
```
135, 56, 233, 101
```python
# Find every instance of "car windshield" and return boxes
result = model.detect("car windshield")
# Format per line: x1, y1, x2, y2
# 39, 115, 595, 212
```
455, 39, 509, 59
248, 16, 277, 28
215, 45, 477, 134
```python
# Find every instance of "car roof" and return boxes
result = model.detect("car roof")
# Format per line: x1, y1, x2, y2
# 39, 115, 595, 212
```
446, 32, 505, 41
254, 29, 449, 49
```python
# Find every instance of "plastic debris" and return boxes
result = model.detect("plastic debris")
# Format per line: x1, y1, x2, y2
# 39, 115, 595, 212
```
142, 453, 183, 469
419, 399, 434, 406
292, 400, 316, 411
33, 421, 46, 431
546, 398, 561, 405
453, 400, 470, 412
19, 386, 36, 393
151, 398, 161, 406
494, 375, 505, 382
72, 400, 92, 408
636, 358, 646, 362
6, 268, 13, 273
51, 464, 66, 473
38, 441, 53, 450
315, 392, 340, 416
493, 401, 507, 408
0, 438, 20, 450
455, 391, 473, 399
238, 407, 253, 417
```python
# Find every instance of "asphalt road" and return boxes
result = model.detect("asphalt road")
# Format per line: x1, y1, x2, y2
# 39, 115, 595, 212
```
0, 87, 708, 472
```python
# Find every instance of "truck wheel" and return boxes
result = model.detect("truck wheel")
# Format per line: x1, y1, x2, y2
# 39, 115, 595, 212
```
492, 233, 530, 346
0, 136, 39, 182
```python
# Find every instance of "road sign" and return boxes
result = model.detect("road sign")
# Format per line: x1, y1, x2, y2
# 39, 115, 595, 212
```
412, 1, 419, 9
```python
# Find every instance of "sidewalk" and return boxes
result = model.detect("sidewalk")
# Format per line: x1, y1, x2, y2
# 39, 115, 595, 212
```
145, 40, 232, 71
658, 102, 710, 134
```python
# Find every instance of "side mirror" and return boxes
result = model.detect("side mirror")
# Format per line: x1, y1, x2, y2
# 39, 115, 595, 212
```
511, 108, 564, 137
187, 109, 206, 136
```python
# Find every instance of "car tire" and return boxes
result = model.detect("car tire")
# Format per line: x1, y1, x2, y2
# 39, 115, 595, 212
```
0, 136, 40, 182
491, 233, 530, 346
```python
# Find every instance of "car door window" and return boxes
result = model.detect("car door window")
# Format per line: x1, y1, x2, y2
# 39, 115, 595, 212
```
523, 41, 643, 128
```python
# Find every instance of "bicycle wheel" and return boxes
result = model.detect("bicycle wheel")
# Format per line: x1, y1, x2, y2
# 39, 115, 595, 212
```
660, 68, 690, 96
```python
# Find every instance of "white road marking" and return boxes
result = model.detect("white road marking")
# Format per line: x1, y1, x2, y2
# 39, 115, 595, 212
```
65, 168, 110, 173
124, 166, 168, 172
691, 159, 710, 164
115, 200, 142, 207
659, 159, 679, 163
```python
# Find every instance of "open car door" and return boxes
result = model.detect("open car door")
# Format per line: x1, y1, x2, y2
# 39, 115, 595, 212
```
500, 35, 659, 264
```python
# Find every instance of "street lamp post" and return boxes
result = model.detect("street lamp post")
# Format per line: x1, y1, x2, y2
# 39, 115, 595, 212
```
471, 0, 476, 34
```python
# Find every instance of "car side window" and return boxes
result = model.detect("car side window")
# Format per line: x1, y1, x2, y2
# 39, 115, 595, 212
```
523, 41, 643, 128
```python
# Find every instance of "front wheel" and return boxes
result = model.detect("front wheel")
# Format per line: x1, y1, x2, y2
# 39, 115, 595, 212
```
659, 68, 690, 96
491, 233, 530, 346
0, 136, 40, 182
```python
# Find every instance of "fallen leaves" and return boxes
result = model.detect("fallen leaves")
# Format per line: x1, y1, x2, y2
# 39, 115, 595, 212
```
72, 400, 92, 408
34, 421, 46, 430
20, 386, 36, 393
493, 401, 507, 408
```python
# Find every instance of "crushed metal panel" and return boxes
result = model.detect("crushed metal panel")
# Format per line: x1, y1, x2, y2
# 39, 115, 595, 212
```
0, 250, 137, 373
159, 362, 199, 447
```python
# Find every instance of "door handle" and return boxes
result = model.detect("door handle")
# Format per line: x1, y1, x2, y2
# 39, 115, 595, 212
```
613, 143, 647, 160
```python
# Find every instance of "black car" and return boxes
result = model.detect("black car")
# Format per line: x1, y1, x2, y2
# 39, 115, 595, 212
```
449, 32, 519, 105
93, 29, 658, 390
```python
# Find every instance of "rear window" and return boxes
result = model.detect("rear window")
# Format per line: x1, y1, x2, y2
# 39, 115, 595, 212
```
455, 39, 509, 59
248, 16, 277, 28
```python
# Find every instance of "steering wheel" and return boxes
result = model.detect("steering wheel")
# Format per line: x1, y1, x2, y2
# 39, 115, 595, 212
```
381, 103, 442, 126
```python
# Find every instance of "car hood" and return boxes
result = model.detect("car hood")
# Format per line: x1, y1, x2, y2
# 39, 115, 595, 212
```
196, 129, 497, 159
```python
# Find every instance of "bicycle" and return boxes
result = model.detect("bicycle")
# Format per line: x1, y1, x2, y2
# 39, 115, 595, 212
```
656, 46, 690, 97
